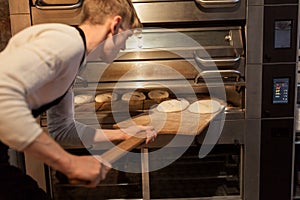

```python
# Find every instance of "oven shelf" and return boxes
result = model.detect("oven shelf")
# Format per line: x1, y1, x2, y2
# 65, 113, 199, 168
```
150, 175, 238, 181
294, 185, 300, 199
295, 132, 300, 144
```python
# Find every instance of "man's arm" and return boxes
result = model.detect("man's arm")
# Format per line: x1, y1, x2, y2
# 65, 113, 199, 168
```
24, 131, 109, 187
47, 89, 96, 147
94, 126, 157, 144
48, 89, 157, 147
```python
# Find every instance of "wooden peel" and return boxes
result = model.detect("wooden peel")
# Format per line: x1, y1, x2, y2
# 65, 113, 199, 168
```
69, 103, 225, 185
99, 131, 147, 163
68, 132, 147, 185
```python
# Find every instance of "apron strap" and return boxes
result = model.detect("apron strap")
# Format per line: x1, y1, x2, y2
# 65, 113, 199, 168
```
31, 26, 86, 118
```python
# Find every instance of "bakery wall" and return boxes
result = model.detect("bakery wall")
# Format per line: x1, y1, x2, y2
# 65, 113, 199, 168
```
0, 0, 11, 51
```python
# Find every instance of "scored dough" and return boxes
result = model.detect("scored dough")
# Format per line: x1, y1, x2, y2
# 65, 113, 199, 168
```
157, 98, 190, 113
121, 91, 146, 101
74, 94, 94, 105
188, 99, 221, 114
148, 90, 169, 100
95, 92, 118, 103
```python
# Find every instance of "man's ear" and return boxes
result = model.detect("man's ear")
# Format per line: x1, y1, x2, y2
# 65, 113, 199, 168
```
110, 16, 122, 35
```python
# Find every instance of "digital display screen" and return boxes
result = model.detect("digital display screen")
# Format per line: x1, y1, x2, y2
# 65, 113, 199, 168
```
274, 20, 292, 48
273, 78, 289, 104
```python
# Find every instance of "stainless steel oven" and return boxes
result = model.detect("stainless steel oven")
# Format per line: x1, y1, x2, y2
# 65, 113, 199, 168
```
8, 0, 299, 199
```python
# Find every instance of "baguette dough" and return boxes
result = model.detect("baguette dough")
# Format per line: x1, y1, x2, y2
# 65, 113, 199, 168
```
121, 91, 146, 101
95, 92, 118, 103
157, 98, 189, 113
188, 99, 221, 114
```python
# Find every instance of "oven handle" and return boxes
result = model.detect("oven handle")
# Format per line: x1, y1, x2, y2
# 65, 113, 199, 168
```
194, 51, 241, 69
35, 0, 83, 10
195, 0, 240, 8
194, 70, 241, 83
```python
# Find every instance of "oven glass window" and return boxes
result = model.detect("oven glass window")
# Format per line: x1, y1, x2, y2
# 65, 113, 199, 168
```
126, 28, 232, 50
149, 145, 241, 198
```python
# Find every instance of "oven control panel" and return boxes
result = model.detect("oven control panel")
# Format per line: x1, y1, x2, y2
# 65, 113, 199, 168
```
261, 4, 298, 118
262, 64, 295, 118
260, 2, 298, 200
272, 78, 289, 104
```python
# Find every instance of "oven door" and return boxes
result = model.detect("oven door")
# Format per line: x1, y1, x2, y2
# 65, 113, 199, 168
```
31, 0, 83, 25
88, 26, 245, 75
75, 25, 246, 136
30, 0, 245, 25
133, 0, 245, 23
31, 0, 82, 8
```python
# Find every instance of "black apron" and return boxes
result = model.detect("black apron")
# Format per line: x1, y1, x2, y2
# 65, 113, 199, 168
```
0, 86, 69, 200
0, 27, 86, 200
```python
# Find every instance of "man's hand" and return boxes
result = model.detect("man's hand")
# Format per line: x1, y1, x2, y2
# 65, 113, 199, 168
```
66, 155, 111, 187
121, 125, 157, 144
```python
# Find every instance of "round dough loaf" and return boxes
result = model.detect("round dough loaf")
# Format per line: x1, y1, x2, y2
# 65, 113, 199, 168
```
188, 99, 221, 114
95, 92, 118, 103
74, 94, 94, 105
148, 90, 169, 100
121, 91, 146, 101
157, 98, 189, 113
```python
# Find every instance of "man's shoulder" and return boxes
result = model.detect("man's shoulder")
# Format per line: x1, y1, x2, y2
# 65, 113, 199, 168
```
13, 23, 77, 39
20, 23, 82, 47
30, 23, 77, 35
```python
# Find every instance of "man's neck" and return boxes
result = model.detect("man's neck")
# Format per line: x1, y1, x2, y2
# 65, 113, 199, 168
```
78, 23, 109, 53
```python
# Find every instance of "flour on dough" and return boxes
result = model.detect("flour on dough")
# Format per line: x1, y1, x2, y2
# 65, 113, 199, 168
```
157, 98, 190, 113
188, 99, 221, 114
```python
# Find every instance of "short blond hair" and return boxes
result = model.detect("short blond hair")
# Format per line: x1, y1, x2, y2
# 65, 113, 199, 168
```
80, 0, 142, 29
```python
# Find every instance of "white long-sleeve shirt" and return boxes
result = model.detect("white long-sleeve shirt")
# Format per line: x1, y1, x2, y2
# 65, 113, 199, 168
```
0, 23, 95, 151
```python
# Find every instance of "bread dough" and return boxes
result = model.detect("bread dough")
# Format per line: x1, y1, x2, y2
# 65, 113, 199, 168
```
148, 90, 169, 100
121, 91, 146, 101
188, 99, 221, 114
95, 92, 118, 103
75, 102, 102, 112
157, 98, 189, 113
74, 94, 94, 105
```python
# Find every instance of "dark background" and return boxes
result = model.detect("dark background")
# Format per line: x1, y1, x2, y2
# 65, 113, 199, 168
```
0, 0, 11, 51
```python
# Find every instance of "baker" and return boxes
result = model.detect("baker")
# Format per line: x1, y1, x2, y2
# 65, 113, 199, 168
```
0, 0, 157, 199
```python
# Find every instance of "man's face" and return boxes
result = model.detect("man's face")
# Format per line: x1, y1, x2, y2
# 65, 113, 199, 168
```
100, 26, 133, 63
86, 21, 134, 63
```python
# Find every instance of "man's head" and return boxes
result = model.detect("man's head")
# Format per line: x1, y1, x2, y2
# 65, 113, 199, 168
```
81, 0, 142, 63
80, 0, 142, 30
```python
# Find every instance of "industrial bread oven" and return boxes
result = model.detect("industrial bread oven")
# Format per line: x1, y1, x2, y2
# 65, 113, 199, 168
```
8, 0, 299, 199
